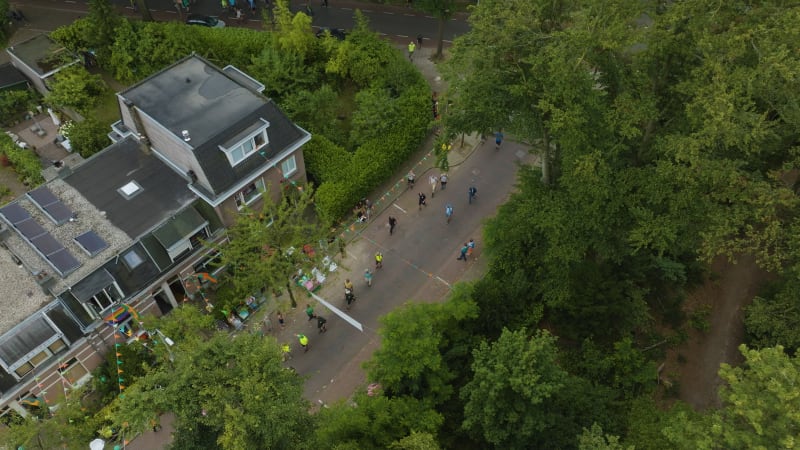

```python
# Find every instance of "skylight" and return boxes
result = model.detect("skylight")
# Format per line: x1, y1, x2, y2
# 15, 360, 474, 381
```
118, 181, 143, 199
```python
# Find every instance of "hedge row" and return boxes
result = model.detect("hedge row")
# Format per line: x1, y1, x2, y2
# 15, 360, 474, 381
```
313, 84, 431, 223
0, 133, 44, 187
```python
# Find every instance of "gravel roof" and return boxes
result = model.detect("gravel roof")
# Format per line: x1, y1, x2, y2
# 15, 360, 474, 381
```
0, 179, 132, 335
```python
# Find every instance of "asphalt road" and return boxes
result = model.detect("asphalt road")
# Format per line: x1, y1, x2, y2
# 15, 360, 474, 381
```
12, 0, 470, 45
291, 139, 535, 406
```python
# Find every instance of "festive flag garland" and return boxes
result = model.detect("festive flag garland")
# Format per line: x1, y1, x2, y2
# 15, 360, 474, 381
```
337, 149, 436, 240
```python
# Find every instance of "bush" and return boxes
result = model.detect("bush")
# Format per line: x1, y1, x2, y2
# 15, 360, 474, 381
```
0, 89, 39, 126
0, 134, 44, 186
45, 65, 108, 115
63, 118, 110, 158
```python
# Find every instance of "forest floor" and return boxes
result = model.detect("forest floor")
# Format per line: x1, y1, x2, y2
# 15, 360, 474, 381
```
664, 254, 772, 410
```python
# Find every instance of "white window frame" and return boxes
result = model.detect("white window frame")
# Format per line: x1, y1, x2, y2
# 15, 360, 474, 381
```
281, 155, 297, 177
220, 125, 269, 167
82, 284, 123, 318
236, 178, 266, 210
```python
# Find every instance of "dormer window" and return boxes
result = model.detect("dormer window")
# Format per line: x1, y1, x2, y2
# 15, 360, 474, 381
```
220, 119, 270, 167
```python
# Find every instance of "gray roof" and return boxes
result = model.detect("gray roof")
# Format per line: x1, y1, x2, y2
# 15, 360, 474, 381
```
63, 136, 197, 239
0, 63, 28, 90
120, 55, 265, 147
120, 55, 307, 197
6, 34, 76, 76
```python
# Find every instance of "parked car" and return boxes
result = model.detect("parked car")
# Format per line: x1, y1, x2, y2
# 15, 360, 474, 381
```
315, 27, 346, 40
186, 14, 225, 28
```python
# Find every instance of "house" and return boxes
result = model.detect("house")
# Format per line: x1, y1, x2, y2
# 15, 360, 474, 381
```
0, 55, 310, 421
5, 34, 80, 96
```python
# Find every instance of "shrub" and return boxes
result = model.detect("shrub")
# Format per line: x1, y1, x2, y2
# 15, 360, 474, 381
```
0, 89, 39, 126
63, 118, 110, 158
0, 134, 44, 186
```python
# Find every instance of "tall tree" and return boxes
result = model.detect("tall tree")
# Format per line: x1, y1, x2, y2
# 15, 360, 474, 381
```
108, 333, 312, 449
460, 328, 567, 449
86, 0, 122, 64
214, 185, 328, 307
411, 0, 457, 59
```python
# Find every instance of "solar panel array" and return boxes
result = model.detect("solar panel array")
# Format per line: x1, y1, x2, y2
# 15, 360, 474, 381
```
0, 202, 81, 277
74, 230, 108, 256
27, 186, 75, 225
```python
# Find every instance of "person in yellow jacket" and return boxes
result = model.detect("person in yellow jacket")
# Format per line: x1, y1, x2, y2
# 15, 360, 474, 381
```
297, 334, 309, 352
408, 41, 416, 60
375, 251, 383, 269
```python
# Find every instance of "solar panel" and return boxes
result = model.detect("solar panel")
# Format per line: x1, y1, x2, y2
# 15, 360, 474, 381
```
48, 248, 81, 276
27, 186, 59, 208
31, 233, 64, 256
0, 203, 31, 225
74, 231, 108, 256
43, 202, 74, 225
15, 219, 47, 240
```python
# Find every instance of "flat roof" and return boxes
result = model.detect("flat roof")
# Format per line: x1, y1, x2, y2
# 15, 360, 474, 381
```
0, 179, 132, 335
63, 136, 198, 239
6, 34, 76, 76
120, 55, 266, 147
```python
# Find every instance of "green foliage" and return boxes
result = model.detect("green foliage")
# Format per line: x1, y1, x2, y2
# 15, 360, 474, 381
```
85, 0, 122, 64
62, 118, 110, 158
568, 337, 657, 401
281, 85, 342, 142
314, 392, 443, 449
0, 133, 44, 186
366, 284, 478, 405
50, 18, 93, 54
45, 66, 108, 115
0, 0, 9, 45
389, 432, 441, 450
0, 388, 103, 450
91, 340, 156, 404
713, 345, 800, 450
745, 272, 800, 353
578, 423, 633, 450
109, 333, 311, 449
0, 89, 39, 126
460, 328, 568, 449
215, 185, 329, 301
300, 135, 351, 185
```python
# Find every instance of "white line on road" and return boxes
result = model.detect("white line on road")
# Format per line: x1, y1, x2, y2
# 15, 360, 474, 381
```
435, 276, 451, 287
392, 203, 407, 214
397, 34, 409, 38
383, 12, 395, 14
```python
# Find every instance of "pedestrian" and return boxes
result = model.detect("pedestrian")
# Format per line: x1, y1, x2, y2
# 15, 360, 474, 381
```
235, 7, 244, 22
277, 311, 285, 329
418, 192, 427, 210
440, 173, 448, 190
305, 304, 316, 321
322, 0, 328, 6
445, 203, 453, 224
430, 174, 438, 197
408, 41, 416, 60
375, 251, 383, 269
221, 0, 227, 11
229, 0, 236, 8
389, 216, 397, 235
468, 186, 477, 204
344, 278, 354, 292
495, 130, 503, 150
457, 243, 468, 261
417, 34, 423, 48
248, 0, 255, 13
364, 268, 373, 287
316, 316, 327, 333
407, 170, 416, 189
467, 238, 476, 258
305, 3, 314, 16
281, 342, 292, 361
182, 0, 190, 11
296, 334, 309, 352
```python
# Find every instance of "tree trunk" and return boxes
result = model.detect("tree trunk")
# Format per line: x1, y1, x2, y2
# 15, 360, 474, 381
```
286, 281, 297, 308
136, 0, 154, 21
436, 16, 446, 59
541, 127, 551, 186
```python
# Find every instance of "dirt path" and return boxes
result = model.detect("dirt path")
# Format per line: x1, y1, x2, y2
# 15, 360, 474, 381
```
672, 254, 771, 410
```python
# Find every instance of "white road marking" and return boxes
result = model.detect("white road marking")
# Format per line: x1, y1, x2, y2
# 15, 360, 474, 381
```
392, 203, 407, 214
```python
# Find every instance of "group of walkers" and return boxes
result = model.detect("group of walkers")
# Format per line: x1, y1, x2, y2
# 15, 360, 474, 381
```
409, 170, 476, 224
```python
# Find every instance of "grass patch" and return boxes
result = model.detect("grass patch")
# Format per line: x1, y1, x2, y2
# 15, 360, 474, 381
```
93, 86, 121, 126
